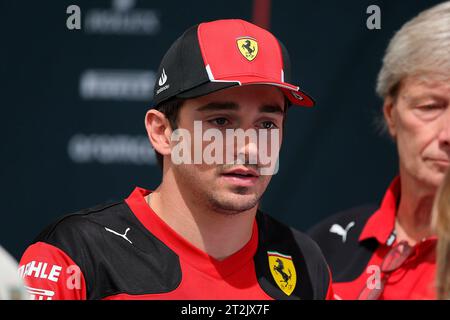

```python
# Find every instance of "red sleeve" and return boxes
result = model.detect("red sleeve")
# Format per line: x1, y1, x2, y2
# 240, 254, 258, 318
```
19, 242, 87, 300
325, 268, 335, 300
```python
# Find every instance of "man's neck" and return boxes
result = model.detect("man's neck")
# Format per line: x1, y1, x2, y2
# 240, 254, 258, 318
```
396, 174, 436, 245
147, 174, 257, 261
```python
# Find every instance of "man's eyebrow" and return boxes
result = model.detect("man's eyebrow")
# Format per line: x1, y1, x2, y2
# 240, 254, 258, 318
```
196, 102, 284, 114
259, 104, 284, 115
403, 93, 445, 104
196, 102, 239, 112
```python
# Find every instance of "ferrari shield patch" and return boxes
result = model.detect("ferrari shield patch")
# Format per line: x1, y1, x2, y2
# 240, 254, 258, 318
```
268, 251, 297, 296
237, 37, 258, 61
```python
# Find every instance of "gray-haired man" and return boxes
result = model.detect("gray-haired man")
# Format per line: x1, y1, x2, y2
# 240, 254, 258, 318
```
309, 1, 450, 300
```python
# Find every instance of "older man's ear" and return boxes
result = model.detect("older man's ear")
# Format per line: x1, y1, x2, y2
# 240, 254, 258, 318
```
383, 96, 398, 140
145, 109, 172, 157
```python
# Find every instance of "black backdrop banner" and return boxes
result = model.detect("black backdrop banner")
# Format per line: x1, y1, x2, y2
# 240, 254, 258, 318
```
0, 0, 444, 259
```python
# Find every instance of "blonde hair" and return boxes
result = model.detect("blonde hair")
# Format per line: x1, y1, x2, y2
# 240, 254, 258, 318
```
376, 1, 450, 99
432, 170, 450, 300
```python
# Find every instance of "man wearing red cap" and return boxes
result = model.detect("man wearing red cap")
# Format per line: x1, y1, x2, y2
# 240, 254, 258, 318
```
19, 19, 332, 300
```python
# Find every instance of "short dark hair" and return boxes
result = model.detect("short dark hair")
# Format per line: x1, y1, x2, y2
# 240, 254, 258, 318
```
153, 96, 290, 170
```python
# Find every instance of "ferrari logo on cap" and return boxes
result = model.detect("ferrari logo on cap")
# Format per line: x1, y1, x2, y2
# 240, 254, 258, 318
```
268, 251, 297, 296
237, 37, 258, 61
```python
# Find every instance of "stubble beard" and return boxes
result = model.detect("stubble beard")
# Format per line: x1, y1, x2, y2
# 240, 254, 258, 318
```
205, 186, 262, 215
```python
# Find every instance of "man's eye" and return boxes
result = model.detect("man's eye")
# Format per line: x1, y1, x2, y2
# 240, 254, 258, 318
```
209, 118, 229, 126
419, 104, 443, 111
414, 103, 446, 120
260, 121, 277, 129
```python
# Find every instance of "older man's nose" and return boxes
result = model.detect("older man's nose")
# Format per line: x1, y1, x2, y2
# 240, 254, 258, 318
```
438, 110, 450, 148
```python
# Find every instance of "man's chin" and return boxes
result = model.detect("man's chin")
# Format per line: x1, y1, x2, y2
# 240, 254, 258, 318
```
417, 170, 446, 190
208, 192, 260, 215
431, 172, 448, 188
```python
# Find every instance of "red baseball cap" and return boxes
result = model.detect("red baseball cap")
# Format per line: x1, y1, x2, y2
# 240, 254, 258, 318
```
153, 19, 314, 107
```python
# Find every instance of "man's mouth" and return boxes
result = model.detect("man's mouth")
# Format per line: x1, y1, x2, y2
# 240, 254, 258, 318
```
426, 157, 450, 169
428, 157, 450, 165
433, 159, 450, 166
221, 167, 259, 186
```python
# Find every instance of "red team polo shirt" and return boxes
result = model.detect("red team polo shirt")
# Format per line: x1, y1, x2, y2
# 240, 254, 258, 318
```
19, 187, 333, 300
309, 177, 436, 300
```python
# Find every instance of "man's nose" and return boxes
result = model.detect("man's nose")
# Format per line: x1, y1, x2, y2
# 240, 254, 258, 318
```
438, 109, 450, 148
236, 135, 259, 165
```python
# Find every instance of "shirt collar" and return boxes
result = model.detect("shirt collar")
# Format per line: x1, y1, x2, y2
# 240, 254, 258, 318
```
359, 176, 401, 244
124, 187, 259, 278
359, 176, 438, 246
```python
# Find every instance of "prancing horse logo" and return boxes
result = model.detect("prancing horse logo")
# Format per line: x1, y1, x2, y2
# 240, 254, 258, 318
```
273, 258, 292, 285
268, 251, 297, 296
237, 37, 258, 61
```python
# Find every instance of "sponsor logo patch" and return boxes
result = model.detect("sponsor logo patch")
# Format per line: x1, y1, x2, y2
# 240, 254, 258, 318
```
237, 37, 258, 61
267, 251, 297, 296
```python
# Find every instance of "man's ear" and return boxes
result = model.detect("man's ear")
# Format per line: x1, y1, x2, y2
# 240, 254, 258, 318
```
383, 96, 397, 139
145, 109, 172, 157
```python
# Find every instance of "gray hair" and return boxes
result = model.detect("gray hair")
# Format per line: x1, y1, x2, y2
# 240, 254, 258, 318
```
376, 1, 450, 99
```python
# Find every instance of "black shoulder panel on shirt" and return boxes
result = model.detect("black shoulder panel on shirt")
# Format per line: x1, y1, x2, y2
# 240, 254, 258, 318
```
307, 204, 379, 283
254, 211, 331, 300
33, 201, 182, 300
